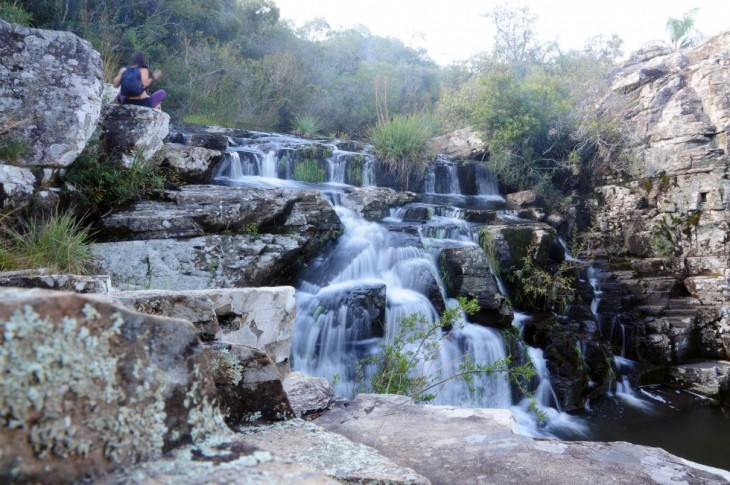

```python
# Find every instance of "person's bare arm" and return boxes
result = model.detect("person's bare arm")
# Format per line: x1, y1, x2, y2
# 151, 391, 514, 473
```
140, 68, 163, 89
112, 67, 126, 88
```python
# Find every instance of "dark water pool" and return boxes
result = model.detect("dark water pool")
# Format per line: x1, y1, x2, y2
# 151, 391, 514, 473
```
554, 386, 730, 472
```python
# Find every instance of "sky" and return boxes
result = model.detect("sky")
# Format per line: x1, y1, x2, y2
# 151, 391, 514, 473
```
274, 0, 729, 64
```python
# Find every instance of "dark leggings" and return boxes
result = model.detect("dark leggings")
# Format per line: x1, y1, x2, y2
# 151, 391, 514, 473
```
118, 89, 167, 108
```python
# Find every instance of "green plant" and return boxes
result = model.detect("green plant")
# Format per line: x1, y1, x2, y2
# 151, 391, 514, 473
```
242, 222, 259, 237
658, 174, 672, 193
650, 225, 675, 258
666, 8, 701, 50
292, 115, 323, 138
345, 155, 365, 186
359, 298, 535, 402
0, 137, 30, 163
0, 1, 33, 26
0, 211, 93, 274
181, 114, 236, 128
292, 159, 326, 183
369, 114, 432, 188
479, 228, 501, 274
65, 138, 169, 214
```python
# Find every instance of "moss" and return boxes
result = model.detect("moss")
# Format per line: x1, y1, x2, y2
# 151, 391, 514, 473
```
640, 178, 653, 192
345, 155, 365, 186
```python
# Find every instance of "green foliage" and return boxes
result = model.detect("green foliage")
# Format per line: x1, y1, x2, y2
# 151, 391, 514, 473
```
666, 9, 701, 50
0, 137, 30, 163
0, 1, 32, 26
65, 139, 169, 214
292, 159, 326, 183
479, 228, 501, 274
0, 211, 93, 274
242, 222, 259, 237
370, 114, 432, 187
650, 223, 675, 258
292, 115, 322, 138
506, 245, 578, 313
345, 155, 365, 186
360, 298, 535, 402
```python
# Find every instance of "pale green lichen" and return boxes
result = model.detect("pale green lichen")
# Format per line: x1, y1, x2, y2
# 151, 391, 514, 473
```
186, 364, 228, 443
0, 304, 174, 464
208, 348, 244, 385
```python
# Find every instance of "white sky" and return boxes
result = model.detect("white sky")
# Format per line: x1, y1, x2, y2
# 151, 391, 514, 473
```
275, 0, 730, 64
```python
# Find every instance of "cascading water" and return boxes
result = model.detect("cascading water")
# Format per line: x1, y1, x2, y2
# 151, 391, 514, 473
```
215, 130, 581, 434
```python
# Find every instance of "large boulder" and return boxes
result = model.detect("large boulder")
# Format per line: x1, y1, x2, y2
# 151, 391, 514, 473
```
669, 361, 730, 403
437, 245, 511, 326
0, 20, 103, 168
0, 288, 223, 484
100, 104, 170, 167
0, 269, 111, 293
429, 127, 486, 160
339, 186, 417, 220
316, 394, 730, 485
157, 142, 223, 183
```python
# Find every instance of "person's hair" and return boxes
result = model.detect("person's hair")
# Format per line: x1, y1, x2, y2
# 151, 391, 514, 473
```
130, 52, 148, 69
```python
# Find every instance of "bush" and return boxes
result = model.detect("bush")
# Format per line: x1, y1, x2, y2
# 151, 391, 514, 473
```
0, 211, 93, 274
369, 114, 432, 187
0, 137, 30, 163
292, 115, 322, 138
0, 1, 32, 26
65, 138, 169, 215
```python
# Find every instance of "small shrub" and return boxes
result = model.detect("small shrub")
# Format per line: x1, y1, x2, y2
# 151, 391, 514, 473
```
0, 1, 33, 26
359, 298, 535, 402
242, 222, 259, 237
292, 159, 326, 183
0, 211, 93, 274
65, 139, 169, 214
292, 115, 322, 138
369, 114, 432, 188
0, 137, 30, 163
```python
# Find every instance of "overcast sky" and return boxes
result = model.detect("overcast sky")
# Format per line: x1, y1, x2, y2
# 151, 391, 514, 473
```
274, 0, 729, 64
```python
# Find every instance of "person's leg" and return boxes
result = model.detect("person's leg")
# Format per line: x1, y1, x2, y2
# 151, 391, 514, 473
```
117, 94, 126, 104
149, 90, 167, 109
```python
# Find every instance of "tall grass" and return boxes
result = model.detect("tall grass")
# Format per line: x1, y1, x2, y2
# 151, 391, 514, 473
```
0, 212, 94, 274
0, 137, 30, 163
0, 1, 33, 26
292, 115, 323, 138
369, 114, 432, 187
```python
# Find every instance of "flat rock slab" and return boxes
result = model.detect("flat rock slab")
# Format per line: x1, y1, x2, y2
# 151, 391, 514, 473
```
316, 394, 730, 485
241, 419, 430, 484
0, 270, 111, 293
101, 433, 338, 485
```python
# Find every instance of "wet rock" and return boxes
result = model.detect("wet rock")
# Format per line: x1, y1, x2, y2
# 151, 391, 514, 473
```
317, 283, 387, 339
0, 164, 35, 208
204, 342, 294, 427
697, 307, 730, 360
669, 361, 730, 403
283, 372, 335, 418
0, 20, 103, 168
100, 185, 340, 242
100, 104, 170, 168
157, 143, 223, 183
190, 132, 230, 151
401, 204, 433, 222
0, 288, 222, 484
437, 245, 512, 326
506, 189, 545, 208
429, 127, 486, 160
485, 224, 557, 271
316, 393, 730, 485
340, 186, 417, 220
0, 269, 111, 293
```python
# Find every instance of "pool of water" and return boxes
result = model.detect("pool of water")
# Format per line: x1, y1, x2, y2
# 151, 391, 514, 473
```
555, 385, 730, 471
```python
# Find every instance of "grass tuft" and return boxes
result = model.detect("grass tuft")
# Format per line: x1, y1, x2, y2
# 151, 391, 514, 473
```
0, 137, 30, 163
292, 115, 323, 138
369, 114, 432, 188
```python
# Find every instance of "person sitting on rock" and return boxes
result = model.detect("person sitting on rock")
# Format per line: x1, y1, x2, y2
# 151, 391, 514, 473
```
113, 52, 166, 109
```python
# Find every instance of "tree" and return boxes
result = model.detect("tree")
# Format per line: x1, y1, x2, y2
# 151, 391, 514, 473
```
486, 4, 554, 73
666, 8, 701, 50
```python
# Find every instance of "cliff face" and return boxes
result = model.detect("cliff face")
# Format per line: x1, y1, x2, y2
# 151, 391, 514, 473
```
589, 32, 730, 396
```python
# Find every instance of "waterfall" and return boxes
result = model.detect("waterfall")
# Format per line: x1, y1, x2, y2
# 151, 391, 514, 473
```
260, 150, 278, 178
475, 163, 500, 197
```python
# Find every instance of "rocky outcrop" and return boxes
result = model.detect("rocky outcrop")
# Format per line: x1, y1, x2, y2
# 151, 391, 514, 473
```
157, 143, 223, 183
283, 372, 336, 418
588, 32, 730, 381
506, 189, 545, 208
0, 269, 111, 293
316, 394, 730, 485
339, 186, 417, 220
107, 287, 296, 371
669, 361, 730, 404
0, 20, 103, 168
93, 186, 342, 290
204, 342, 294, 427
437, 245, 512, 326
100, 104, 170, 167
100, 185, 340, 241
429, 127, 486, 160
0, 288, 223, 484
